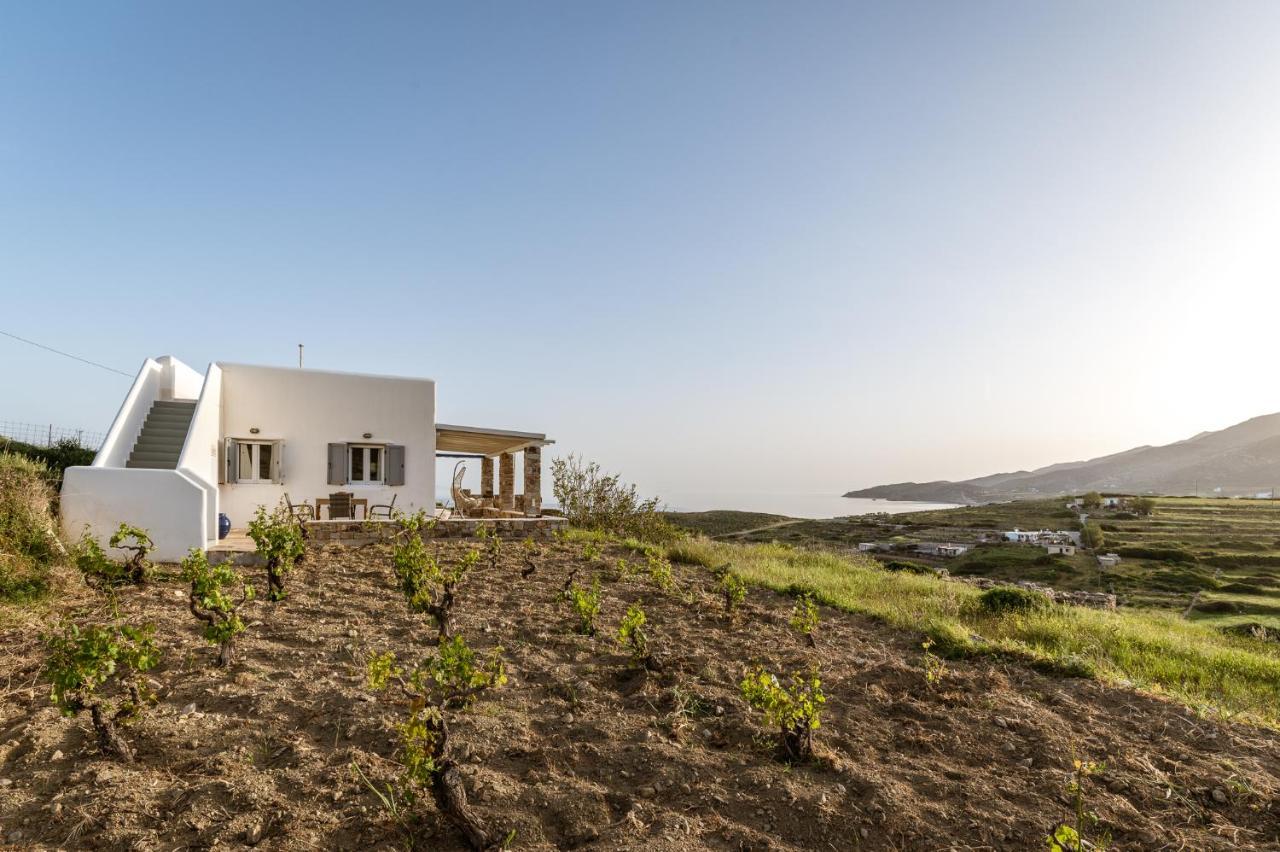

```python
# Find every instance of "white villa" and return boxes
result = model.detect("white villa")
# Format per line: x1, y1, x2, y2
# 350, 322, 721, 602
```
61, 356, 554, 561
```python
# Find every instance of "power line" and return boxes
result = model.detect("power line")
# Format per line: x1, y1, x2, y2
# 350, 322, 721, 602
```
0, 329, 132, 378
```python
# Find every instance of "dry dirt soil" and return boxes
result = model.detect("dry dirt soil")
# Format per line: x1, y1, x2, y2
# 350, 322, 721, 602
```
1, 537, 1279, 850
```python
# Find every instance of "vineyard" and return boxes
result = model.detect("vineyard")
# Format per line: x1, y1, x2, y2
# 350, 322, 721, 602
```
2, 518, 1279, 849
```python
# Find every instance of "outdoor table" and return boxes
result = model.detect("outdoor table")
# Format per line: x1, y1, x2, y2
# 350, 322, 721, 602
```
315, 497, 368, 520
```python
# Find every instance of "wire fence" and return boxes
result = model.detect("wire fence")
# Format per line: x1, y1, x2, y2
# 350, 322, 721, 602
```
0, 420, 106, 450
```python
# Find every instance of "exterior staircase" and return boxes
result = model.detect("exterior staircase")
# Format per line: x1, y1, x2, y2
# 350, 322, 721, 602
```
125, 400, 197, 469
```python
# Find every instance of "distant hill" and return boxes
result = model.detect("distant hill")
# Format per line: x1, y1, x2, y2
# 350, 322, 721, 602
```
846, 413, 1280, 504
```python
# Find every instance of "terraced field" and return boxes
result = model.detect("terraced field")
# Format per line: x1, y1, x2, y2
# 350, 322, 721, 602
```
668, 497, 1280, 636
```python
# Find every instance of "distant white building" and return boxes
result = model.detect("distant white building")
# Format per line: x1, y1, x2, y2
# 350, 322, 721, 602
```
1097, 553, 1121, 569
1004, 529, 1079, 546
1044, 542, 1076, 556
1103, 496, 1125, 509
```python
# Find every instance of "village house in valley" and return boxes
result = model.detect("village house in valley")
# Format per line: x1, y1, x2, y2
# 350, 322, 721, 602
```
61, 356, 554, 561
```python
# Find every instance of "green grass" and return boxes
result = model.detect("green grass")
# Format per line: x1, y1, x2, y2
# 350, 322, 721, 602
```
664, 535, 1280, 727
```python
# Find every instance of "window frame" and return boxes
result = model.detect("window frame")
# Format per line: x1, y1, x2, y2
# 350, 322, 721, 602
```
233, 440, 278, 484
348, 443, 385, 485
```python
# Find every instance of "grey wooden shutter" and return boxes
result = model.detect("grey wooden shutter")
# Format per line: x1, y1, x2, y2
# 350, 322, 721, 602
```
327, 442, 348, 485
386, 444, 405, 486
222, 438, 239, 484
271, 441, 284, 483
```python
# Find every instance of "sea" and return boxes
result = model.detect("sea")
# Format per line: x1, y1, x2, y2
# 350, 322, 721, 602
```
657, 492, 958, 519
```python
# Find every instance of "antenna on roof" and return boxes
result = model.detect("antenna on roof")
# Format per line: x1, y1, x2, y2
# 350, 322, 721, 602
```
298, 343, 304, 369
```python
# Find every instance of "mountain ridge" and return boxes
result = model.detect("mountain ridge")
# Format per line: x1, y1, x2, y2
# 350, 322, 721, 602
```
846, 412, 1280, 504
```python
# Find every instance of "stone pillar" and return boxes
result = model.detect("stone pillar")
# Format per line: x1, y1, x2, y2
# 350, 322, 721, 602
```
480, 456, 495, 499
498, 452, 515, 511
523, 445, 542, 516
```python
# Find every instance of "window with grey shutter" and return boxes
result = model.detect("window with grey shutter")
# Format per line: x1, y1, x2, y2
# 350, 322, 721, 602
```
222, 438, 239, 484
271, 441, 284, 483
327, 442, 348, 485
386, 444, 405, 486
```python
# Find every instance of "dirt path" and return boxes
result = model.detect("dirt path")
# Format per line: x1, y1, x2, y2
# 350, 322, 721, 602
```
1, 540, 1278, 849
713, 519, 806, 539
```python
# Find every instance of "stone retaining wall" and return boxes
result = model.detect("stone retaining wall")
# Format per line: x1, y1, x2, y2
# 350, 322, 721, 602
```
305, 516, 565, 546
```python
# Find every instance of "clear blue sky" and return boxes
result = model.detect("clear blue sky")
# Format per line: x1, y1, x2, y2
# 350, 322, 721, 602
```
2, 1, 1279, 499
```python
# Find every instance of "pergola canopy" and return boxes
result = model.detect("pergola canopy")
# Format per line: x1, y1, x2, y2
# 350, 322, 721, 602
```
435, 423, 553, 458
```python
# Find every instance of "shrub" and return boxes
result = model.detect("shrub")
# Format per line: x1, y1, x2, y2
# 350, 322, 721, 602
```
884, 560, 933, 575
1129, 497, 1155, 516
247, 505, 305, 601
1080, 522, 1104, 551
475, 523, 501, 570
366, 636, 507, 849
550, 454, 677, 542
789, 594, 819, 646
616, 603, 651, 667
0, 452, 61, 603
44, 619, 161, 761
0, 437, 94, 487
645, 553, 674, 591
108, 524, 154, 583
566, 578, 601, 635
182, 548, 254, 667
716, 567, 747, 613
393, 512, 479, 642
740, 664, 825, 762
975, 586, 1052, 616
920, 638, 947, 688
1046, 751, 1110, 851
73, 532, 121, 584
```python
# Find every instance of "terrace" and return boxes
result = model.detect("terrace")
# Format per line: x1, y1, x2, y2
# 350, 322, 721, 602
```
211, 423, 565, 563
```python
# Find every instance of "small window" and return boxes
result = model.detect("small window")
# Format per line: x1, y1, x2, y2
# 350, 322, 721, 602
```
349, 445, 384, 484
236, 441, 275, 483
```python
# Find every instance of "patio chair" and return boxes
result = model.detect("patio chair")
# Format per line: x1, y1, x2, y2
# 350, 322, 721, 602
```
368, 493, 397, 520
328, 491, 355, 520
284, 493, 314, 523
450, 462, 482, 518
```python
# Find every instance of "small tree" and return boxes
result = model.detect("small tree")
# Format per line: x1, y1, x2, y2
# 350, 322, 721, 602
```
789, 594, 819, 647
183, 548, 254, 667
550, 454, 676, 541
45, 620, 161, 761
1081, 522, 1105, 550
1081, 492, 1103, 510
740, 664, 826, 762
566, 578, 601, 636
109, 523, 154, 583
394, 511, 479, 642
716, 567, 746, 613
366, 636, 507, 849
247, 505, 305, 601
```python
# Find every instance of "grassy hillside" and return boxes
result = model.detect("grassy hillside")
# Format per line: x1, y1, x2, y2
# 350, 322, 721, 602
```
654, 534, 1280, 728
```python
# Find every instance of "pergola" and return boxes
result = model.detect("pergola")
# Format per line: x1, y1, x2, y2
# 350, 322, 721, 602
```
435, 424, 554, 515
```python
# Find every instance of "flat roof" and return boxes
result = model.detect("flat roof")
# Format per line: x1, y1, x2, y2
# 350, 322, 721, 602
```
436, 423, 553, 457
